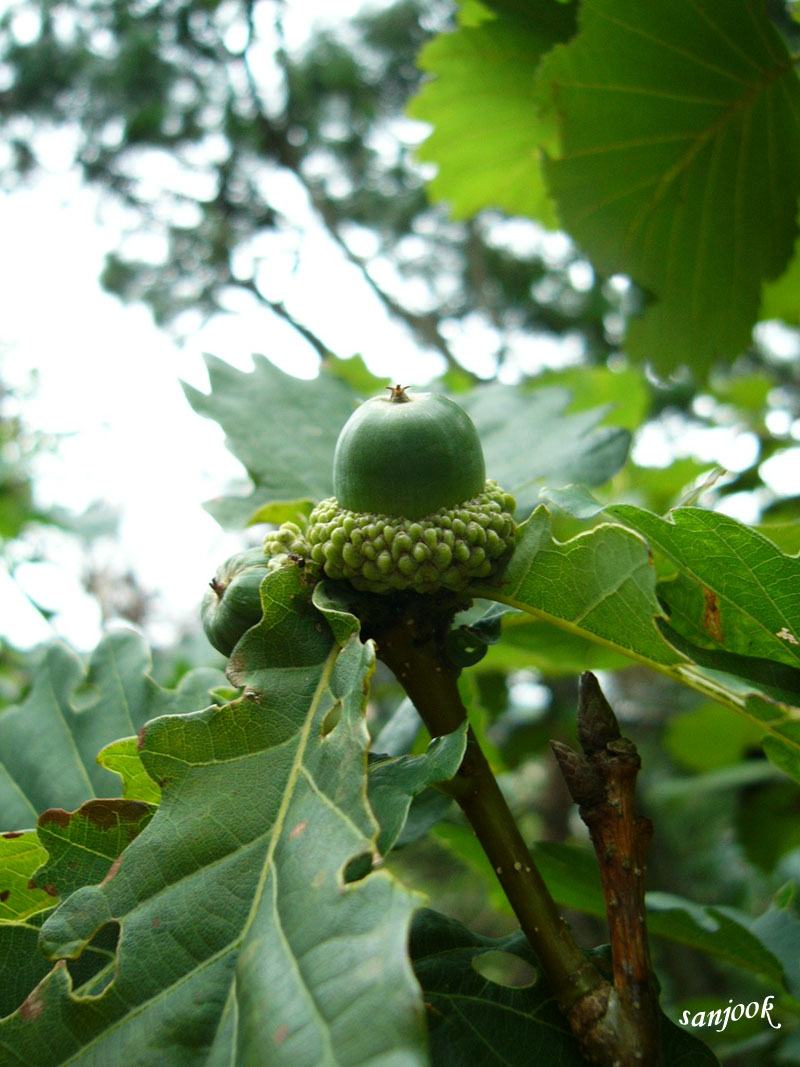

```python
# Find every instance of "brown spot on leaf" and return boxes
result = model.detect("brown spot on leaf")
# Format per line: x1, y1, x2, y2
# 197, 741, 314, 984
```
289, 820, 308, 840
38, 808, 72, 829
151, 917, 161, 928
84, 799, 151, 831
2, 831, 24, 839
28, 876, 58, 896
702, 587, 723, 642
19, 988, 45, 1021
137, 724, 148, 751
39, 800, 151, 834
0, 889, 10, 902
272, 1024, 289, 1045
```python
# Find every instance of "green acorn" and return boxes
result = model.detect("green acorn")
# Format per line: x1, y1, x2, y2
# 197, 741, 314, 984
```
305, 386, 517, 594
201, 547, 272, 656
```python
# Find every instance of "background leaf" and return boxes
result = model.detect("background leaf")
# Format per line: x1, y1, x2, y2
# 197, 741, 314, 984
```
460, 383, 630, 517
531, 842, 788, 987
0, 631, 225, 831
407, 0, 576, 224
540, 0, 800, 375
410, 907, 586, 1066
183, 354, 359, 528
410, 906, 720, 1066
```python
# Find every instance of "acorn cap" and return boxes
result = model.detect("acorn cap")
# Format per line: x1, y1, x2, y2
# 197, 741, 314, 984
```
263, 521, 312, 569
306, 480, 516, 594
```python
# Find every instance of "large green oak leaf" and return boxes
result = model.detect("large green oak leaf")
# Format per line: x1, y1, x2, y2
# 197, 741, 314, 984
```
540, 0, 800, 376
0, 569, 428, 1066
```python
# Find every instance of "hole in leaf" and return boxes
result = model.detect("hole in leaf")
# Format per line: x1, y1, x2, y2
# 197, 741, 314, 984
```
67, 920, 121, 998
343, 852, 373, 884
321, 700, 342, 737
471, 950, 537, 988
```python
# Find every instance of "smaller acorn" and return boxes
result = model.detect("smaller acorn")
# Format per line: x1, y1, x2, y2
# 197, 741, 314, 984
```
201, 548, 272, 656
305, 386, 517, 594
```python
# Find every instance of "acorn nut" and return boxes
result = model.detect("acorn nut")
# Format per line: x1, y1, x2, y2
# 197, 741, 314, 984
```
201, 547, 272, 656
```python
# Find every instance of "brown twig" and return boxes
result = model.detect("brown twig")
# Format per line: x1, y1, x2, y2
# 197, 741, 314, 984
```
551, 672, 661, 1066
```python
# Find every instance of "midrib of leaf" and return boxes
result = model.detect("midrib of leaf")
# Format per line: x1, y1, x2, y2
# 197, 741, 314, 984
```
0, 770, 37, 828
245, 647, 338, 919
226, 642, 341, 1049
476, 587, 676, 671
268, 871, 337, 1063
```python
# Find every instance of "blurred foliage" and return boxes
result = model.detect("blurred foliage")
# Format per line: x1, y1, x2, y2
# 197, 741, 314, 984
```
4, 0, 800, 521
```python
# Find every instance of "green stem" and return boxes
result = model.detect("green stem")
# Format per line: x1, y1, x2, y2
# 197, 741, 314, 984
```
372, 611, 603, 1015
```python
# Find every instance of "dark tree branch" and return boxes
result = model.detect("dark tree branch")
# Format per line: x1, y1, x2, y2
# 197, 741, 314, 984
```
551, 672, 662, 1066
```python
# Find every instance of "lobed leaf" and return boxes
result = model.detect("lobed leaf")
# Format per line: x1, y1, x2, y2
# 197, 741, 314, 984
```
0, 923, 51, 1021
478, 505, 682, 667
537, 489, 800, 779
368, 725, 467, 854
96, 737, 162, 804
609, 506, 800, 669
0, 631, 225, 831
183, 354, 358, 528
0, 568, 428, 1066
31, 800, 155, 903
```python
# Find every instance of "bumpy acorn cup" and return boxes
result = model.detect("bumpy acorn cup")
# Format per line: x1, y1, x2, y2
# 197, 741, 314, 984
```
305, 386, 517, 593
